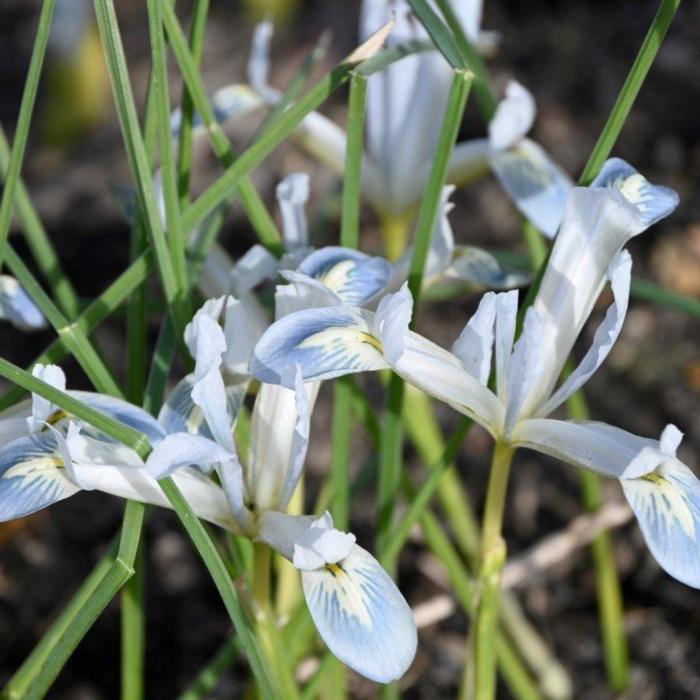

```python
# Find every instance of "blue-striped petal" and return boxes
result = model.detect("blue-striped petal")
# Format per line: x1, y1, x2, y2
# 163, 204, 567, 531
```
591, 157, 679, 227
490, 138, 573, 238
302, 544, 417, 683
297, 247, 392, 306
0, 433, 79, 521
250, 306, 388, 387
622, 457, 700, 588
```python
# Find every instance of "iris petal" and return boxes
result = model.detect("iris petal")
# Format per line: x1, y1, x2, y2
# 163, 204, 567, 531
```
302, 544, 417, 683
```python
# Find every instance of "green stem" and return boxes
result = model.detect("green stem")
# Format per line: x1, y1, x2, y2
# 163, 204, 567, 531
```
252, 543, 301, 700
468, 442, 515, 700
121, 542, 146, 700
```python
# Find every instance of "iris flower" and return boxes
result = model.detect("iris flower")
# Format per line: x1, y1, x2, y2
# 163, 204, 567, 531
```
166, 5, 571, 243
146, 300, 418, 683
250, 160, 700, 590
0, 298, 417, 682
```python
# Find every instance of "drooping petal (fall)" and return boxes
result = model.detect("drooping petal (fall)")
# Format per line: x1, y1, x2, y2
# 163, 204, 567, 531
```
250, 305, 389, 387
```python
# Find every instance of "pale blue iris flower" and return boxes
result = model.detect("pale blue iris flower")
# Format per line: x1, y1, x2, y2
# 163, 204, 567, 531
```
0, 364, 234, 529
146, 298, 418, 683
250, 163, 700, 589
163, 5, 571, 238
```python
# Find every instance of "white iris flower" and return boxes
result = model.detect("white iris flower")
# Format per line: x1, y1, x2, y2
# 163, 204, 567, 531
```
146, 300, 418, 683
250, 162, 700, 590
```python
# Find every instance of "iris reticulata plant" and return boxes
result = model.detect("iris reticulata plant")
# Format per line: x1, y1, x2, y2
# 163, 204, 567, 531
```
0, 0, 692, 698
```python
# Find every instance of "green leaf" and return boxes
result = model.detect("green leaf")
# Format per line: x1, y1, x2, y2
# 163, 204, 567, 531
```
406, 0, 466, 70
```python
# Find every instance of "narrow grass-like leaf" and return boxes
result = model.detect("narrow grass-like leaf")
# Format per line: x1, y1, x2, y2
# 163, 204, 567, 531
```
381, 418, 471, 567
340, 73, 367, 248
406, 0, 466, 69
377, 71, 473, 564
0, 127, 80, 318
160, 1, 283, 254
158, 478, 280, 698
0, 0, 56, 267
4, 246, 123, 399
93, 0, 189, 340
175, 0, 210, 208
179, 28, 394, 235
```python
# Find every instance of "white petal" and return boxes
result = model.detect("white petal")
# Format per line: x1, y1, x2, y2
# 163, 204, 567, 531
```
376, 287, 503, 433
221, 295, 270, 378
261, 511, 357, 570
274, 273, 342, 319
302, 544, 417, 683
247, 21, 278, 103
250, 306, 389, 387
186, 310, 234, 451
230, 245, 279, 296
494, 289, 518, 403
0, 433, 80, 520
145, 432, 234, 478
522, 186, 650, 415
488, 81, 536, 151
512, 418, 658, 479
373, 283, 414, 366
0, 275, 47, 331
489, 138, 573, 238
538, 250, 632, 416
361, 0, 453, 213
446, 139, 491, 188
170, 83, 263, 137
452, 292, 496, 385
660, 424, 683, 456
276, 172, 310, 251
248, 373, 318, 512
504, 306, 546, 435
622, 457, 700, 588
28, 364, 66, 433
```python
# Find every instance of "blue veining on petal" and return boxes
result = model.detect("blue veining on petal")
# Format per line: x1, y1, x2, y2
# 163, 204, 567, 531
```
301, 545, 417, 683
622, 458, 700, 589
591, 158, 679, 226
297, 247, 392, 306
250, 306, 388, 387
0, 433, 79, 521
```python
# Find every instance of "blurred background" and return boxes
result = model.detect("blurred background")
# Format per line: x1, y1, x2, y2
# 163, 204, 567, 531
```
0, 0, 699, 697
